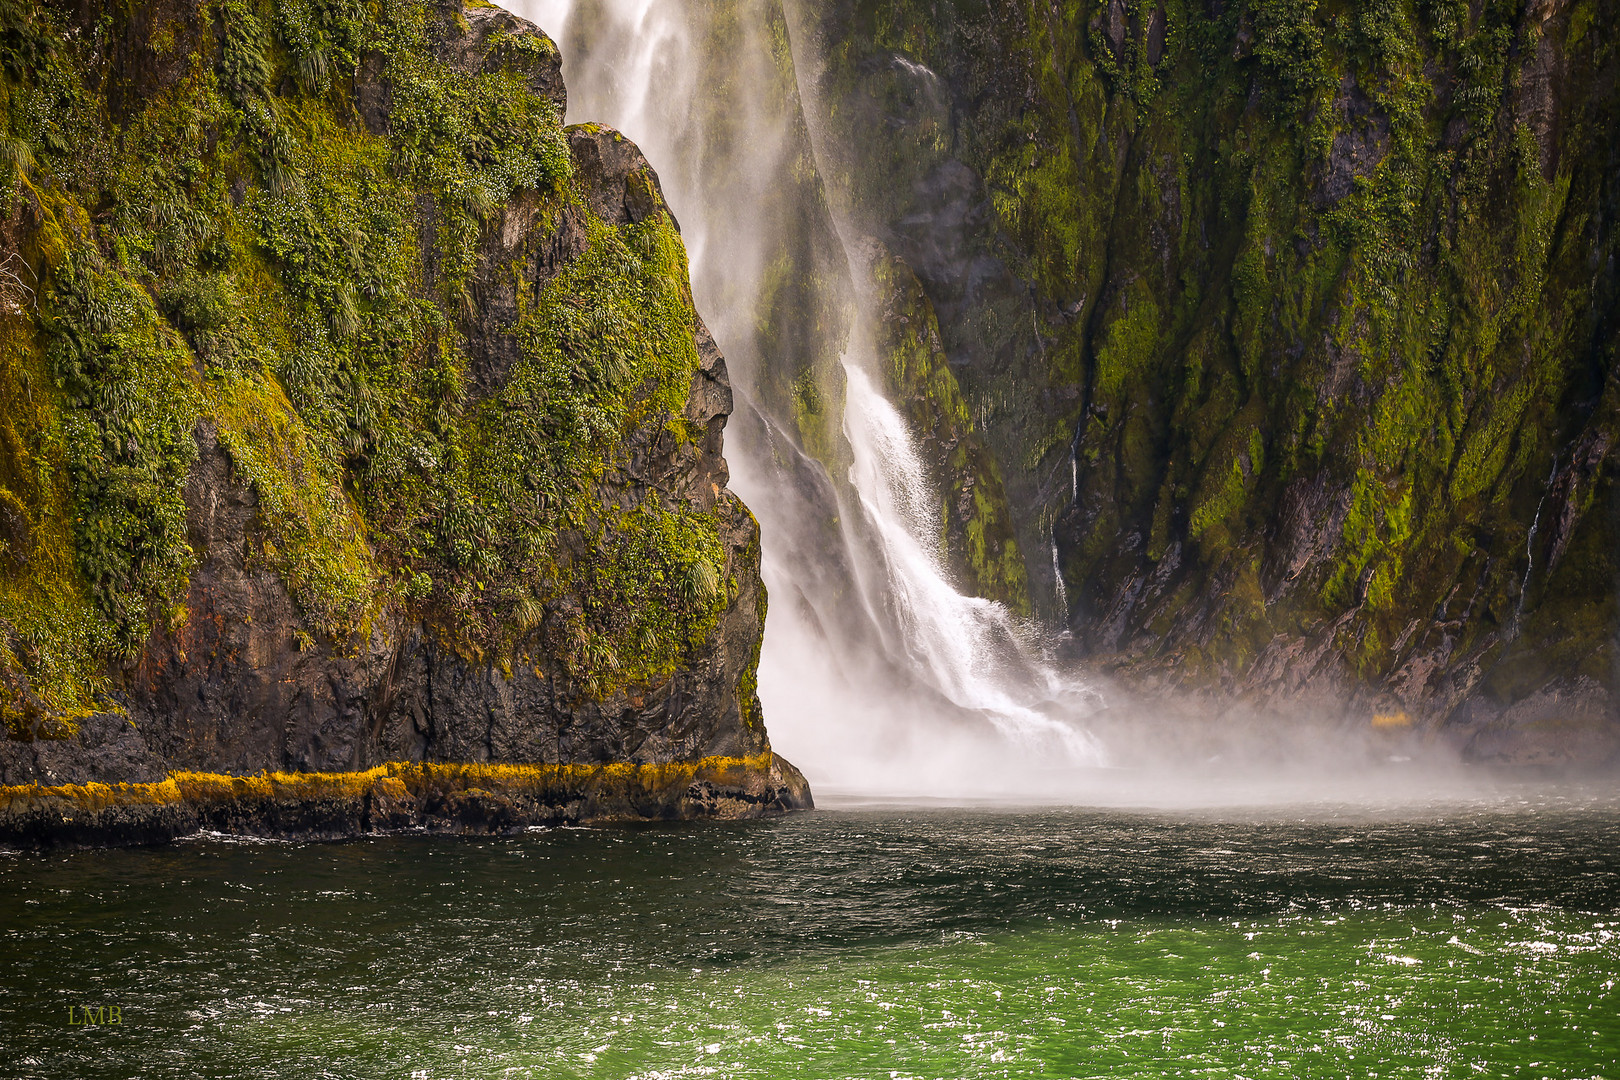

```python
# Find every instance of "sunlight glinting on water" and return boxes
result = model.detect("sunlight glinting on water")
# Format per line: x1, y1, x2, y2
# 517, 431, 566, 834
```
6, 796, 1619, 1078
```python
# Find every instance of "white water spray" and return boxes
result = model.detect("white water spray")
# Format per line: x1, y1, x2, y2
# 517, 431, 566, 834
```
1051, 539, 1068, 615
517, 0, 1104, 794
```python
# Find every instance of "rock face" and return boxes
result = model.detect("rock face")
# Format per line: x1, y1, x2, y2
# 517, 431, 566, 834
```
780, 0, 1620, 765
0, 0, 809, 843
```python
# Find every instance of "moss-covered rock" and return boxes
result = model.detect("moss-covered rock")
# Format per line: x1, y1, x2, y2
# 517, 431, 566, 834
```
0, 753, 813, 849
792, 0, 1620, 753
0, 0, 805, 813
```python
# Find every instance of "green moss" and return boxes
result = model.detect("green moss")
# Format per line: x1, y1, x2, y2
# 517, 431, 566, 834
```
424, 204, 711, 677
1321, 466, 1415, 613
207, 370, 380, 637
558, 500, 731, 700
732, 514, 766, 735
1188, 402, 1266, 550
0, 0, 729, 732
43, 261, 203, 653
803, 0, 1617, 692
0, 312, 113, 737
985, 136, 1088, 305
1092, 283, 1161, 400
1248, 0, 1337, 146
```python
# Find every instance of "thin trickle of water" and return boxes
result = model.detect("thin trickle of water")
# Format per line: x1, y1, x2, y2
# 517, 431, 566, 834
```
1051, 537, 1068, 615
1516, 455, 1559, 629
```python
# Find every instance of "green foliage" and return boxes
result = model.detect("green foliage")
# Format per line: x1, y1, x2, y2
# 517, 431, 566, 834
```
273, 0, 364, 95
379, 10, 570, 301
422, 209, 705, 662
1247, 0, 1333, 104
809, 0, 1618, 694
207, 368, 380, 637
1087, 0, 1172, 106
1189, 420, 1264, 548
43, 263, 201, 652
0, 314, 115, 736
562, 503, 730, 698
248, 111, 417, 340
0, 0, 723, 733
513, 214, 698, 439
219, 0, 272, 104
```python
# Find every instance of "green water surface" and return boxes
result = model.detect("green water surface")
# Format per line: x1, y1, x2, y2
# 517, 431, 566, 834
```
3, 789, 1618, 1078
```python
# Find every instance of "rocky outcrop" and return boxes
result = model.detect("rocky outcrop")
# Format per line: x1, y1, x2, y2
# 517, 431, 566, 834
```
0, 0, 809, 845
0, 755, 811, 850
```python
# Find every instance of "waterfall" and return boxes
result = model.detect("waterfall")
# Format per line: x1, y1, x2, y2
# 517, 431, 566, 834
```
518, 0, 1104, 793
1051, 538, 1069, 616
1070, 434, 1079, 502
841, 363, 1098, 757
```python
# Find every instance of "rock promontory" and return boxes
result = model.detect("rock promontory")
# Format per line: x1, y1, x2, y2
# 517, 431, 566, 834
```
0, 0, 809, 847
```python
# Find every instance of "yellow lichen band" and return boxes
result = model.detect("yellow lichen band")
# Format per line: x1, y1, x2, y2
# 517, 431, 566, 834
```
0, 754, 783, 816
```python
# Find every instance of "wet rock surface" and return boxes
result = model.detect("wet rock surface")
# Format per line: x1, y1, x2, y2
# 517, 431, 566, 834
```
0, 755, 813, 850
791, 0, 1620, 765
0, 0, 810, 838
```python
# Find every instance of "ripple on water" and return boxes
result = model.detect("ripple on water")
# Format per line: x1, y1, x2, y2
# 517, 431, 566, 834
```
1, 790, 1618, 1078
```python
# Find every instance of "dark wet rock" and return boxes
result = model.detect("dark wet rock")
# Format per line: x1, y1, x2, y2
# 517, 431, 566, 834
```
567, 125, 678, 230
0, 712, 169, 787
435, 0, 567, 112
792, 0, 1620, 763
1314, 74, 1391, 207
1452, 679, 1620, 768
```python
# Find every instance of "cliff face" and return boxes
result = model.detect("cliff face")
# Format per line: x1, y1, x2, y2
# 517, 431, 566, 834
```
0, 0, 809, 839
786, 0, 1620, 763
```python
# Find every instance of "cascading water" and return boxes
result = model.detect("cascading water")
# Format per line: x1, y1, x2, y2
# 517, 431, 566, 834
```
519, 0, 1104, 793
841, 361, 1099, 759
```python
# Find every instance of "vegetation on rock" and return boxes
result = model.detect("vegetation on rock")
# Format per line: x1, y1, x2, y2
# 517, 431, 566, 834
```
0, 0, 755, 740
796, 0, 1619, 731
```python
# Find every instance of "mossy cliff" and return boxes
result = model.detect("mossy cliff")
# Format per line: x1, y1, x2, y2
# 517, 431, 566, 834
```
788, 0, 1620, 761
0, 0, 809, 840
551, 0, 856, 471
